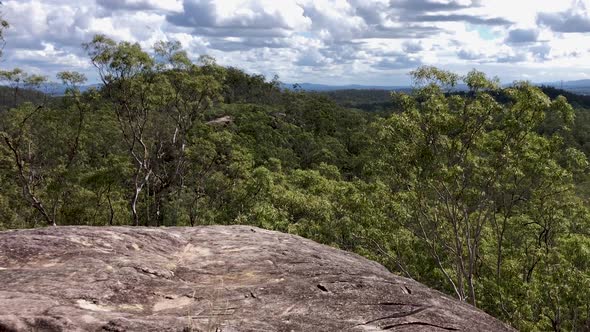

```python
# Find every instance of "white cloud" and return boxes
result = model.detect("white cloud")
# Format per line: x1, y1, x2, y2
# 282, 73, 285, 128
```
0, 0, 588, 85
537, 0, 590, 33
97, 0, 182, 12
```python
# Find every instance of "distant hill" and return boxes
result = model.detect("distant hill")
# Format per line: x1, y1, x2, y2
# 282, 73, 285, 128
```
313, 89, 395, 112
315, 85, 590, 112
538, 86, 590, 109
16, 78, 590, 97
284, 83, 407, 91
34, 83, 101, 96
286, 79, 590, 95
539, 79, 590, 95
0, 86, 53, 110
543, 79, 590, 88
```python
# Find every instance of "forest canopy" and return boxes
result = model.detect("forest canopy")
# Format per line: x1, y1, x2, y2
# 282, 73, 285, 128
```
1, 36, 589, 331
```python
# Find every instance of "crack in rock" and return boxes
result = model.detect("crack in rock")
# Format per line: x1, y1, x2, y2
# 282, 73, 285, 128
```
382, 321, 459, 331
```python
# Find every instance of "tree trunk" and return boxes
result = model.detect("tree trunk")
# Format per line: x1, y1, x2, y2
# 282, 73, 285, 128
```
107, 185, 114, 226
131, 188, 140, 226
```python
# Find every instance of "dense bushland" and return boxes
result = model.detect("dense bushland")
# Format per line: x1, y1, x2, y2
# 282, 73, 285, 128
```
1, 36, 589, 331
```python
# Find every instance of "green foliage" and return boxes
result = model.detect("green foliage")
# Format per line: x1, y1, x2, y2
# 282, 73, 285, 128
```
0, 37, 589, 331
368, 67, 589, 330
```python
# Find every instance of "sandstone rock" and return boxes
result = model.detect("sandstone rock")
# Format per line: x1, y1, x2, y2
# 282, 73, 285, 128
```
0, 226, 515, 331
206, 116, 233, 126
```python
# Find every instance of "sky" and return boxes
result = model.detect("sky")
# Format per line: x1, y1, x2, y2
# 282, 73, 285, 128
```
2, 0, 590, 85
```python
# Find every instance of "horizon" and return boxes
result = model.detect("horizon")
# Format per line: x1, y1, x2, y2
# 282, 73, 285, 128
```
17, 76, 590, 91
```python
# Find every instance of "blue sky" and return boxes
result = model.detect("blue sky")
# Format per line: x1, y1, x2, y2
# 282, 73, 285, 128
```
2, 0, 590, 85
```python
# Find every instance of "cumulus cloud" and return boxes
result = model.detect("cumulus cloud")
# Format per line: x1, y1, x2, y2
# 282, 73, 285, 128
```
0, 0, 588, 85
392, 0, 479, 13
296, 49, 332, 67
208, 37, 290, 52
387, 0, 511, 27
3, 1, 92, 49
359, 25, 442, 39
298, 0, 367, 41
374, 58, 422, 70
167, 0, 310, 34
373, 51, 422, 69
537, 0, 590, 33
403, 41, 424, 53
407, 14, 511, 26
496, 53, 528, 63
97, 0, 182, 11
505, 28, 539, 43
457, 49, 484, 60
530, 44, 551, 60
349, 0, 387, 25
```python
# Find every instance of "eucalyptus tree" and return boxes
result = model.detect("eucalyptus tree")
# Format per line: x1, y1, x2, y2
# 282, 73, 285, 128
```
0, 71, 88, 226
84, 36, 224, 225
373, 66, 587, 314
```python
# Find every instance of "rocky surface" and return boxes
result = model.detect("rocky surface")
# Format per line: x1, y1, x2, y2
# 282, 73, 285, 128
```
0, 226, 514, 331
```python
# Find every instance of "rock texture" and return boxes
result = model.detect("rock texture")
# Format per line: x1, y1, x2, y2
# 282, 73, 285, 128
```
0, 226, 514, 331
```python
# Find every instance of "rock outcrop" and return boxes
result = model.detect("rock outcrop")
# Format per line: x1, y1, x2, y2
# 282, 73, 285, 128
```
0, 226, 514, 331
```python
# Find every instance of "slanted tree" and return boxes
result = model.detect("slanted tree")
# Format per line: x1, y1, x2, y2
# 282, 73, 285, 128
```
0, 71, 88, 226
